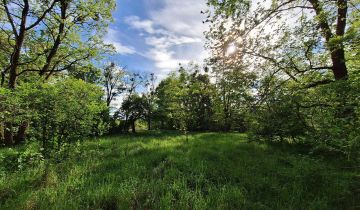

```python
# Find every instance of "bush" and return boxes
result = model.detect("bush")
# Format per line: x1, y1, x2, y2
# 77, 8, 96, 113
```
1, 78, 108, 155
305, 79, 360, 160
250, 76, 360, 160
249, 80, 308, 142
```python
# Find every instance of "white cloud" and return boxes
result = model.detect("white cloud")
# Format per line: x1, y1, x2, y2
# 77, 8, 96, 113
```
145, 36, 201, 49
124, 16, 157, 34
148, 0, 208, 38
104, 28, 136, 55
141, 33, 202, 78
147, 48, 187, 69
124, 0, 209, 78
110, 42, 136, 55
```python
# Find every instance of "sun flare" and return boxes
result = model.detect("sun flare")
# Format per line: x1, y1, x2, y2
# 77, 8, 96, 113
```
226, 43, 237, 56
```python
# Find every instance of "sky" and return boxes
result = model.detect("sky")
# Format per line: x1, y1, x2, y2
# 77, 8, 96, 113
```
104, 0, 209, 80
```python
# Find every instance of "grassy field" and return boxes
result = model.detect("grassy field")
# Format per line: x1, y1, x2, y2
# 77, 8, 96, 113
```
0, 132, 359, 209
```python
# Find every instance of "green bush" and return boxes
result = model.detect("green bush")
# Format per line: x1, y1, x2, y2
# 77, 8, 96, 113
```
305, 79, 360, 160
1, 78, 108, 154
250, 76, 360, 160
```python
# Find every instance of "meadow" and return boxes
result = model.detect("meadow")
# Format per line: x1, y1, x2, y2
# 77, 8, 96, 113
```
0, 132, 359, 210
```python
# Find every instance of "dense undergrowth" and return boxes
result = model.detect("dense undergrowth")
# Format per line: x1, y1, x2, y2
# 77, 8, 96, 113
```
0, 132, 359, 209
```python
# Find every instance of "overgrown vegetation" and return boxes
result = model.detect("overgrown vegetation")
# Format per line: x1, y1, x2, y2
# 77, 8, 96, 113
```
1, 132, 358, 209
0, 0, 359, 208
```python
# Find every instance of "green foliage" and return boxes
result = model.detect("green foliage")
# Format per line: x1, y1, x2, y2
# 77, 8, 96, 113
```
304, 79, 360, 159
0, 132, 358, 209
1, 79, 107, 153
204, 0, 360, 159
247, 75, 360, 159
0, 0, 116, 87
155, 72, 184, 129
121, 94, 147, 121
212, 69, 256, 131
248, 77, 308, 141
32, 79, 107, 149
155, 65, 217, 132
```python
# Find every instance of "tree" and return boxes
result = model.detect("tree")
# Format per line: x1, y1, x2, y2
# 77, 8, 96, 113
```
154, 69, 187, 132
110, 72, 146, 133
103, 62, 126, 107
205, 0, 360, 158
210, 65, 256, 131
249, 76, 309, 141
1, 0, 114, 88
182, 65, 215, 131
0, 0, 115, 145
206, 0, 358, 84
154, 65, 216, 133
120, 94, 146, 133
143, 73, 157, 130
33, 79, 107, 154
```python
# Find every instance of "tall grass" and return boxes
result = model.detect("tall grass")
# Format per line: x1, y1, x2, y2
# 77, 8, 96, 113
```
0, 132, 359, 209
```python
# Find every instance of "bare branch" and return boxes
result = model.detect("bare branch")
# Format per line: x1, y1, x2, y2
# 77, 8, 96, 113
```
2, 0, 18, 37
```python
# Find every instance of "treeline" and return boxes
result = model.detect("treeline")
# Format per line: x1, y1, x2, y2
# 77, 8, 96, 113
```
106, 64, 255, 134
1, 0, 359, 161
106, 55, 359, 160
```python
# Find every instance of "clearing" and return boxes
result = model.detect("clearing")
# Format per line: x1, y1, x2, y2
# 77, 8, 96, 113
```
0, 132, 359, 209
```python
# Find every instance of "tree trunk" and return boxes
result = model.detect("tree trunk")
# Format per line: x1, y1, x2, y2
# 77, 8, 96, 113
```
7, 0, 29, 89
1, 70, 5, 87
15, 121, 28, 144
331, 48, 348, 80
4, 122, 13, 146
308, 0, 348, 80
147, 118, 151, 130
0, 123, 4, 144
131, 120, 136, 133
123, 115, 129, 133
223, 106, 231, 131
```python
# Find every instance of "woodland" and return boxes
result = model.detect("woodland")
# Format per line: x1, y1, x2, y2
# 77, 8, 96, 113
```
0, 0, 359, 209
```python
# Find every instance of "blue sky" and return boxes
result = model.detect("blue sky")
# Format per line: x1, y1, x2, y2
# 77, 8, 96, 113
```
103, 0, 209, 79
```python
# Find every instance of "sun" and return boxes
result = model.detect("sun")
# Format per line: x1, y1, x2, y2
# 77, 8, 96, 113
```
226, 43, 237, 56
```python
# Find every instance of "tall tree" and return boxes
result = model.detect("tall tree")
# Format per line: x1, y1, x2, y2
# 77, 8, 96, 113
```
103, 62, 126, 107
0, 0, 115, 145
206, 0, 358, 84
1, 0, 114, 88
143, 73, 156, 130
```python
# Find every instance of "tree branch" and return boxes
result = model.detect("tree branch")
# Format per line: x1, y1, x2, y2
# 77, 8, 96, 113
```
336, 0, 347, 36
303, 79, 334, 88
39, 0, 67, 76
25, 0, 58, 30
2, 0, 18, 37
308, 0, 333, 41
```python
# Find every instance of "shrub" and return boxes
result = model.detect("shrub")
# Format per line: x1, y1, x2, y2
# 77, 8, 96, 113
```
1, 78, 108, 155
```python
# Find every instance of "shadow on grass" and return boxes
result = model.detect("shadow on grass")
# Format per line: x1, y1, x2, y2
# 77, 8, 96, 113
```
69, 132, 359, 209
1, 132, 359, 209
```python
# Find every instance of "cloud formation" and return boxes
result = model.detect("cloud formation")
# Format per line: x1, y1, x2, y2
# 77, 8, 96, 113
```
124, 0, 208, 77
149, 0, 208, 38
104, 28, 136, 55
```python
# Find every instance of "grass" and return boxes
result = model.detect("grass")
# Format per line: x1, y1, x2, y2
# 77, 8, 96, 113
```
0, 131, 359, 209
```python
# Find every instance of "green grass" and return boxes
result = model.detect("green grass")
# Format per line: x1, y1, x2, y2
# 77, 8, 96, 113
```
0, 132, 359, 209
